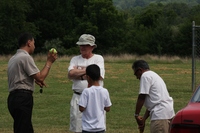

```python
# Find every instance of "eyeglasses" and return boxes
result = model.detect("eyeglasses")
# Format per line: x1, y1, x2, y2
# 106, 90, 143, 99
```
134, 69, 140, 75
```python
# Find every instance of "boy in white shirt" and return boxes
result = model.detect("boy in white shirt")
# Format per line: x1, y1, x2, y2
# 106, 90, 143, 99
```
79, 64, 112, 133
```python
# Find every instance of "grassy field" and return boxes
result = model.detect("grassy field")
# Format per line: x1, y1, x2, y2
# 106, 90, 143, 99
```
0, 54, 194, 133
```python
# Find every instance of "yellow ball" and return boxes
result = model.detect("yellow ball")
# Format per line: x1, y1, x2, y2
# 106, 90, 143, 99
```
49, 48, 57, 54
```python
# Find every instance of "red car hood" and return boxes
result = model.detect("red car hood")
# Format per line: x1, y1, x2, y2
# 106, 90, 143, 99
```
172, 103, 200, 125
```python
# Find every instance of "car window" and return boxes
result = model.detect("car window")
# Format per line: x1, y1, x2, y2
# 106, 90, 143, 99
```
191, 86, 200, 102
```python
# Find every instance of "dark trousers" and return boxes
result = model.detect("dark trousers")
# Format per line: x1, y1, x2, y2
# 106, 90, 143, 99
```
82, 130, 105, 133
7, 91, 34, 133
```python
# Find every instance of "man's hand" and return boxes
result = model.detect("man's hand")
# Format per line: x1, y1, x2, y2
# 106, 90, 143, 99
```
135, 116, 145, 133
68, 66, 86, 80
35, 80, 46, 88
47, 51, 57, 63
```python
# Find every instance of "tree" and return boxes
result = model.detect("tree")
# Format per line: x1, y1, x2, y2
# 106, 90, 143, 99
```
0, 0, 38, 54
27, 0, 75, 53
134, 3, 164, 28
133, 0, 146, 7
68, 0, 128, 55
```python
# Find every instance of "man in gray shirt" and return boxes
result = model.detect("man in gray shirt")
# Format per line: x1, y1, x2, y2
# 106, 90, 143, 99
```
7, 32, 57, 133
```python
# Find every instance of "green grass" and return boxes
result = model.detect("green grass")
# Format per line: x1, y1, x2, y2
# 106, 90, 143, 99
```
0, 55, 195, 133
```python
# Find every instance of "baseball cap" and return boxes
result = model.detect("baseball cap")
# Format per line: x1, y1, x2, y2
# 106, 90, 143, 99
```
76, 34, 97, 48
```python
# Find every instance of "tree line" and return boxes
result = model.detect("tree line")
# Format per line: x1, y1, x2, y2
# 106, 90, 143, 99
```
113, 0, 200, 10
0, 0, 200, 56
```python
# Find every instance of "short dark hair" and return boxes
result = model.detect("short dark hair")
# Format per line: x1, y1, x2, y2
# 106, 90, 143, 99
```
86, 64, 100, 81
18, 33, 34, 47
132, 60, 150, 70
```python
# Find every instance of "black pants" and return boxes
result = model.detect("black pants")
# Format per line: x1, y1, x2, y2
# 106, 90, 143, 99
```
82, 130, 105, 133
7, 91, 34, 133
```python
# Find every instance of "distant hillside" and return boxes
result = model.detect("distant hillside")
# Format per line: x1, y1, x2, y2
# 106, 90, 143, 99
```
113, 0, 200, 10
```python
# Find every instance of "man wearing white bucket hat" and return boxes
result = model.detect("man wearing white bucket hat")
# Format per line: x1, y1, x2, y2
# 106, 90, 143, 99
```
68, 34, 105, 133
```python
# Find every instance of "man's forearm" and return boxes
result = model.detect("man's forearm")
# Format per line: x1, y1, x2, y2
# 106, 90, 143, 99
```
68, 69, 86, 79
143, 109, 150, 120
135, 94, 146, 115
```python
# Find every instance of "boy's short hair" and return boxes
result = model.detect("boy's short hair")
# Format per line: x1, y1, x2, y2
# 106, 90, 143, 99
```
86, 64, 100, 81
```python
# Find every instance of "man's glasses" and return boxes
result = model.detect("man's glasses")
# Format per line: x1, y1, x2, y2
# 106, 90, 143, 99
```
134, 69, 140, 75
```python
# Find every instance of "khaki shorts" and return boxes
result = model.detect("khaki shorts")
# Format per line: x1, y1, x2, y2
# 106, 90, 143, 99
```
69, 93, 82, 132
150, 119, 171, 133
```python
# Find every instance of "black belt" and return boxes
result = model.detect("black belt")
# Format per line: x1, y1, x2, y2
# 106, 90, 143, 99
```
74, 91, 81, 95
82, 130, 105, 133
10, 89, 33, 94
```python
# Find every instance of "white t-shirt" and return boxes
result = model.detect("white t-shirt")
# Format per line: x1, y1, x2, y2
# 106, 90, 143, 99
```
68, 54, 105, 92
139, 71, 175, 120
79, 86, 112, 132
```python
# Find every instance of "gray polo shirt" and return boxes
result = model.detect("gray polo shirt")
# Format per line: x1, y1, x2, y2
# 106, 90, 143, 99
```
7, 49, 40, 92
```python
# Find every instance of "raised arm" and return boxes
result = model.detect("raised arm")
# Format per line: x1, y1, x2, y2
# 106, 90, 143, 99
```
32, 52, 57, 86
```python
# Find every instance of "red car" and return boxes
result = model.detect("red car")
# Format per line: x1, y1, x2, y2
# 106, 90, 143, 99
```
170, 86, 200, 133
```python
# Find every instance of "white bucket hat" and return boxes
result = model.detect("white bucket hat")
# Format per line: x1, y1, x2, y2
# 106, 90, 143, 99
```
76, 34, 97, 48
